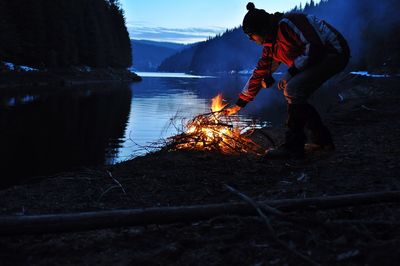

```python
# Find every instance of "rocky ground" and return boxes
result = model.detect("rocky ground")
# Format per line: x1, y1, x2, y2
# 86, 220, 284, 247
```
0, 75, 399, 265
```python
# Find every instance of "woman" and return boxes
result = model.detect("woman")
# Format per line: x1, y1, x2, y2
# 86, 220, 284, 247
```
225, 2, 350, 158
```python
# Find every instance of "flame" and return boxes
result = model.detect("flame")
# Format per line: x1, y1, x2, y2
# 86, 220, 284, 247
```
211, 93, 228, 112
168, 94, 261, 154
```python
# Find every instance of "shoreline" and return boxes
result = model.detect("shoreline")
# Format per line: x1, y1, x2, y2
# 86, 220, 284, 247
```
0, 68, 142, 89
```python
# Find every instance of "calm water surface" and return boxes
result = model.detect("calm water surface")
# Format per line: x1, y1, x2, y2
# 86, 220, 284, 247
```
0, 72, 286, 186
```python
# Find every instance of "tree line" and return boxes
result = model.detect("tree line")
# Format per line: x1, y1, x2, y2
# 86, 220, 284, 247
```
158, 28, 261, 74
0, 0, 132, 69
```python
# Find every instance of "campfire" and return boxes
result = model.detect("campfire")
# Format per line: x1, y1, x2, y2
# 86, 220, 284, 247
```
167, 94, 263, 155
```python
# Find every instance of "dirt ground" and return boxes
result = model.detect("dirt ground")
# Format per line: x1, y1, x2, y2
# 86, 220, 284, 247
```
0, 75, 399, 265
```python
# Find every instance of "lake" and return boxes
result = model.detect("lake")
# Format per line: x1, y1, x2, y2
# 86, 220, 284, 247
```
0, 72, 287, 187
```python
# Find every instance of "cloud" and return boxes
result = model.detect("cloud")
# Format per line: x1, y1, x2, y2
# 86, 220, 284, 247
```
126, 25, 227, 44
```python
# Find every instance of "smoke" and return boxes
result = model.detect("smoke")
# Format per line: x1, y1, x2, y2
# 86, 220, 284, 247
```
311, 0, 400, 70
253, 0, 400, 122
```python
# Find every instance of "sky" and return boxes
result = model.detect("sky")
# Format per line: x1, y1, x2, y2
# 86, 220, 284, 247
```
120, 0, 318, 44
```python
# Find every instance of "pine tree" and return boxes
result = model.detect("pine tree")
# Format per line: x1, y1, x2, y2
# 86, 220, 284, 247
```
0, 1, 20, 61
0, 0, 132, 68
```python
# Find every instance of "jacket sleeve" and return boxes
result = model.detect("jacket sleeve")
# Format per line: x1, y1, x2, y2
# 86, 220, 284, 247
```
278, 17, 325, 77
236, 47, 280, 108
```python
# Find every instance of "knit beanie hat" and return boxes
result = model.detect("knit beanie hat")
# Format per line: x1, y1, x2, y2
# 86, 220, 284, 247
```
242, 2, 272, 35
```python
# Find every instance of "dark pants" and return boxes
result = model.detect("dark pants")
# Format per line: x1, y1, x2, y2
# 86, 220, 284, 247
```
282, 53, 349, 149
284, 53, 349, 104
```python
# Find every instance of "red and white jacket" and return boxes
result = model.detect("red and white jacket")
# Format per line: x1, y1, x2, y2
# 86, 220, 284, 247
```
236, 13, 350, 107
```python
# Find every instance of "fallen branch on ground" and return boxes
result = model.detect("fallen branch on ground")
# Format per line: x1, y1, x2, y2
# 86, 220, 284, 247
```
225, 184, 319, 266
0, 190, 399, 236
329, 220, 400, 226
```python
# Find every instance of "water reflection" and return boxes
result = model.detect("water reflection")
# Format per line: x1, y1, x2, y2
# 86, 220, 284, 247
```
0, 74, 285, 187
117, 81, 209, 161
0, 84, 131, 187
115, 75, 275, 162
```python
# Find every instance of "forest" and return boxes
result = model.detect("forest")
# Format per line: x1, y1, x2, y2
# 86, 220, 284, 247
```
159, 0, 400, 74
158, 28, 261, 74
0, 0, 132, 69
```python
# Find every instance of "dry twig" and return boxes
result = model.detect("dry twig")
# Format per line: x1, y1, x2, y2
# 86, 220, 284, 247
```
224, 184, 320, 266
106, 170, 126, 195
167, 111, 263, 155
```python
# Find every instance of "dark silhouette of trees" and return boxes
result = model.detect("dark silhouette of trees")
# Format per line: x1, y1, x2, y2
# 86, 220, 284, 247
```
131, 40, 185, 71
0, 1, 21, 62
158, 27, 260, 74
0, 0, 132, 68
158, 42, 204, 73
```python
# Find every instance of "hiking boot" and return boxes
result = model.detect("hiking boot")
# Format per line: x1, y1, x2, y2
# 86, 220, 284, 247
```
265, 145, 305, 159
264, 104, 308, 159
303, 103, 335, 149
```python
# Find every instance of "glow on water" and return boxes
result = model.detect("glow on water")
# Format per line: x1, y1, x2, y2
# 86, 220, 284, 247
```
112, 81, 267, 162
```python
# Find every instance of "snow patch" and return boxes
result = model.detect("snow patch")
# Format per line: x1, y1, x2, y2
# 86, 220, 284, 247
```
21, 95, 38, 104
78, 66, 92, 72
237, 69, 284, 76
4, 62, 15, 70
350, 71, 390, 78
2, 61, 38, 72
7, 98, 16, 107
238, 69, 253, 75
4, 94, 39, 107
19, 65, 38, 72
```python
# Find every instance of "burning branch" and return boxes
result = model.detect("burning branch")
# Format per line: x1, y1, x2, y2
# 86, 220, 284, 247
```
166, 94, 263, 155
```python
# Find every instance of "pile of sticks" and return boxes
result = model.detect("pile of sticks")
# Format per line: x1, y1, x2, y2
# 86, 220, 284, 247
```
166, 111, 262, 155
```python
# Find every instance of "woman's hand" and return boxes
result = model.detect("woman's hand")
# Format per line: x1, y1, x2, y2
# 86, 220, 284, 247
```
278, 72, 292, 90
223, 105, 242, 116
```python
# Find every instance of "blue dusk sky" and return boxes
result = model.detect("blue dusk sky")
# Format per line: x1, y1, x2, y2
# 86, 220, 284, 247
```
120, 0, 319, 43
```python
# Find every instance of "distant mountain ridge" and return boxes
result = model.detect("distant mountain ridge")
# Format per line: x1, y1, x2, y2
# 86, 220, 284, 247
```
131, 40, 186, 71
157, 42, 204, 73
133, 40, 186, 50
158, 28, 261, 74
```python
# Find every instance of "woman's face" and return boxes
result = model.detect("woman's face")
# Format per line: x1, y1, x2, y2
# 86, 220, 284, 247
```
249, 33, 275, 47
248, 33, 265, 45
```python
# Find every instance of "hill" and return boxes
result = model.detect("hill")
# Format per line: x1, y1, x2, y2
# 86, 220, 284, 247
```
158, 28, 261, 74
131, 40, 185, 71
